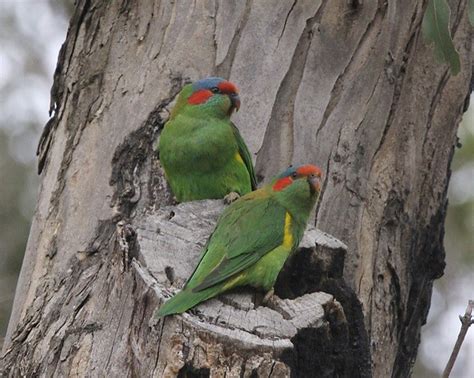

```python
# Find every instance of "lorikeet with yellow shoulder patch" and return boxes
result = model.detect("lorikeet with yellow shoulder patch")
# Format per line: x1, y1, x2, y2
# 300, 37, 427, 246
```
158, 77, 257, 202
157, 164, 322, 317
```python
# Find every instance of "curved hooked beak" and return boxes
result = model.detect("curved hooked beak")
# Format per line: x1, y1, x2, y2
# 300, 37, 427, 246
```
308, 175, 321, 194
229, 93, 240, 113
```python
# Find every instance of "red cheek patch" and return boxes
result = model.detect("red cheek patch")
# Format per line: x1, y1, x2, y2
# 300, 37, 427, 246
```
218, 81, 238, 94
273, 176, 293, 191
188, 89, 213, 105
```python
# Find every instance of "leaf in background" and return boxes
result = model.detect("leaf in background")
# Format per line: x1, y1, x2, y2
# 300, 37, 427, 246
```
422, 0, 461, 75
469, 0, 474, 26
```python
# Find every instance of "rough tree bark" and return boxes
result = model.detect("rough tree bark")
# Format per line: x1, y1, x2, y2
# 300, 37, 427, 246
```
1, 0, 472, 377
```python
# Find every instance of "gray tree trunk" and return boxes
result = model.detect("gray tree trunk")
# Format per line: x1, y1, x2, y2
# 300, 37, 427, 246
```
1, 0, 472, 377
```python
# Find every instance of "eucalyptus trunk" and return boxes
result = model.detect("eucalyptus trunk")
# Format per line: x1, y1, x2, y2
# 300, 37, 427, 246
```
1, 1, 471, 377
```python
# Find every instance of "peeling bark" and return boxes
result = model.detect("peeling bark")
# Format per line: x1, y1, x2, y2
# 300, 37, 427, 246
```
1, 0, 472, 376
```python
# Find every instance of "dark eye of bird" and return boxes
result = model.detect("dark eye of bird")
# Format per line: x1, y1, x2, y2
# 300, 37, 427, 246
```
292, 172, 298, 178
211, 87, 220, 94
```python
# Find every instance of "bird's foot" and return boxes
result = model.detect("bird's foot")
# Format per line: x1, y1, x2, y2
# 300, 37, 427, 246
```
262, 288, 275, 305
224, 192, 240, 204
254, 288, 279, 309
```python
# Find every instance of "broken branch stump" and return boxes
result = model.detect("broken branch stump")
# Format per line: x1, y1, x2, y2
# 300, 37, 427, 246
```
127, 200, 370, 377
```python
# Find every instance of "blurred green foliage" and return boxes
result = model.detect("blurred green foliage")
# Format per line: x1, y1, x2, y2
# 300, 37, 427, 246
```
447, 110, 474, 266
0, 130, 34, 337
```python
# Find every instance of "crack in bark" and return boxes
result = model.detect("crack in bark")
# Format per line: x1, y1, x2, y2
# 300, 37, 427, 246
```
277, 0, 298, 48
152, 318, 166, 375
369, 5, 424, 172
37, 0, 93, 174
105, 284, 128, 370
315, 4, 385, 143
152, 1, 176, 61
314, 149, 332, 223
256, 2, 324, 181
421, 70, 450, 153
315, 117, 345, 223
48, 4, 116, 216
1, 251, 105, 375
215, 0, 251, 78
211, 0, 219, 72
355, 71, 383, 133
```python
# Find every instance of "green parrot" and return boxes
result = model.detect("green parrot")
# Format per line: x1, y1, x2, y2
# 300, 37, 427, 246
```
158, 77, 257, 202
157, 164, 322, 317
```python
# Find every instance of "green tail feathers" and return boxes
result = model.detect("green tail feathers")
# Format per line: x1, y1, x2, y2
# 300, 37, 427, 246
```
156, 286, 219, 317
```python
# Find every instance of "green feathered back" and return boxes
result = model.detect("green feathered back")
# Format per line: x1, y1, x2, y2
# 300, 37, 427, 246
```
157, 174, 319, 317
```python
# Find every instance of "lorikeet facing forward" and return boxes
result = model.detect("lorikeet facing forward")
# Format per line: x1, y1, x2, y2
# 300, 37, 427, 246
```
158, 77, 257, 202
157, 164, 322, 317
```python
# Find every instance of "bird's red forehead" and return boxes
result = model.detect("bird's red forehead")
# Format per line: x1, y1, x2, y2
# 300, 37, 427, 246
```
296, 165, 322, 177
217, 81, 238, 94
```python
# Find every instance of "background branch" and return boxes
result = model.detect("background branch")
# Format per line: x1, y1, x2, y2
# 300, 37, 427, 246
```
442, 300, 474, 378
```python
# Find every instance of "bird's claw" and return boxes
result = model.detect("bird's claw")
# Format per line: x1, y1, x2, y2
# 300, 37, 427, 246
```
262, 288, 275, 305
224, 192, 240, 204
254, 288, 279, 309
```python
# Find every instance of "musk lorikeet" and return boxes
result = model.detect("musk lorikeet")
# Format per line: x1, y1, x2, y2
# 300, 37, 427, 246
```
158, 77, 257, 202
157, 164, 322, 317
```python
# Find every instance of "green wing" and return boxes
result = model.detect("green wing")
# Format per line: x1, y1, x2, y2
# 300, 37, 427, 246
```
231, 122, 258, 190
187, 193, 286, 292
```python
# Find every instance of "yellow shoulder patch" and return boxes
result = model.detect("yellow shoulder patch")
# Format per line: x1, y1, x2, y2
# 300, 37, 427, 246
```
235, 152, 245, 165
283, 212, 293, 248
